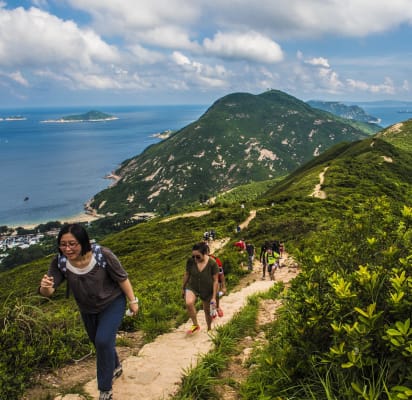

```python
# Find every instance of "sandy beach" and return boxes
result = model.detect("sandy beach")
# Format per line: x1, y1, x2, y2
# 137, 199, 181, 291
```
10, 212, 102, 230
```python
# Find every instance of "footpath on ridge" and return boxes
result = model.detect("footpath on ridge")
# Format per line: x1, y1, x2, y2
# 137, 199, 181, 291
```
54, 210, 299, 400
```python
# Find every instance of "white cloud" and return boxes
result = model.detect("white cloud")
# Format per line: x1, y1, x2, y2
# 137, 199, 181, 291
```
66, 0, 200, 40
202, 0, 412, 38
171, 51, 228, 88
0, 7, 119, 69
0, 70, 30, 86
172, 51, 191, 66
346, 77, 395, 94
127, 44, 165, 65
305, 57, 330, 68
1, 0, 412, 104
136, 25, 198, 50
203, 31, 283, 63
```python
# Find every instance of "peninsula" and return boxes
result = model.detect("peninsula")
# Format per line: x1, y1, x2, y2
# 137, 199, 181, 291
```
41, 110, 118, 123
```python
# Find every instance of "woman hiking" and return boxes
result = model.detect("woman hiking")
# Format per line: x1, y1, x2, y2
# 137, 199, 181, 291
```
39, 223, 139, 400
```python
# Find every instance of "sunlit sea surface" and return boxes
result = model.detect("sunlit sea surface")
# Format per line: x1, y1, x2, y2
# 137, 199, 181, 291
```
1, 101, 411, 227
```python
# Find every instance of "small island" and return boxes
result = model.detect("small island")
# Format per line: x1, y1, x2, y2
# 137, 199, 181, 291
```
41, 110, 118, 123
0, 115, 26, 121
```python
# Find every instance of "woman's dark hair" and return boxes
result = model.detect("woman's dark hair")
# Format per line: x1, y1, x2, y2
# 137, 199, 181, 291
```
192, 242, 209, 255
57, 223, 92, 256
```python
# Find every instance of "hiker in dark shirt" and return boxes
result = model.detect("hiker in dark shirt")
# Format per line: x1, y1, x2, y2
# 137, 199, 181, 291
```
259, 241, 269, 279
39, 223, 139, 400
245, 241, 255, 271
182, 242, 219, 333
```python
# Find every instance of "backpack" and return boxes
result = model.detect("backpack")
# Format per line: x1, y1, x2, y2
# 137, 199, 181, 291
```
209, 254, 224, 283
57, 243, 108, 297
209, 254, 222, 268
267, 251, 279, 265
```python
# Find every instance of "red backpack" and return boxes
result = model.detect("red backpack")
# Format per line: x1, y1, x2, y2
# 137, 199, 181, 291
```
209, 254, 222, 267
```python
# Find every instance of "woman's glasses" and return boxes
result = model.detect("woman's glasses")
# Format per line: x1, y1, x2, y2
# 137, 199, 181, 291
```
192, 254, 202, 260
59, 241, 79, 249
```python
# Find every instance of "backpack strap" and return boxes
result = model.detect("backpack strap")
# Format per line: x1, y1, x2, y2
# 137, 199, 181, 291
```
92, 244, 108, 268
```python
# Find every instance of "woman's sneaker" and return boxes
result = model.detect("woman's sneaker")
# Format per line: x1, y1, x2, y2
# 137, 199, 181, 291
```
113, 364, 123, 380
186, 324, 200, 334
99, 390, 113, 400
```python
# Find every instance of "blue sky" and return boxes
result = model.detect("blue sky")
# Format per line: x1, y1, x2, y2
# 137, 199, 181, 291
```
1, 0, 412, 107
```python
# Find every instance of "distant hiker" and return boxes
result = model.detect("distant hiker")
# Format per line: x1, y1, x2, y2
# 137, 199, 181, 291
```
182, 242, 219, 333
272, 240, 280, 255
208, 251, 226, 317
259, 241, 270, 279
245, 241, 255, 271
266, 247, 280, 281
203, 229, 216, 241
236, 225, 241, 233
279, 242, 285, 259
39, 224, 139, 400
234, 239, 246, 251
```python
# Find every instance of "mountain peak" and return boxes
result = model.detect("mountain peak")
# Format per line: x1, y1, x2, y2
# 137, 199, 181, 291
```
89, 90, 373, 216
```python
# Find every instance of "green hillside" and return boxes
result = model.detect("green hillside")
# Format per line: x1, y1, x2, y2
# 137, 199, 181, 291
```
1, 112, 412, 399
88, 90, 375, 216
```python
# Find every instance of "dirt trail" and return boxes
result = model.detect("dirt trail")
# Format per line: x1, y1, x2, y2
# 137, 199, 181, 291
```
310, 166, 329, 199
238, 209, 256, 230
31, 209, 298, 400
82, 257, 297, 399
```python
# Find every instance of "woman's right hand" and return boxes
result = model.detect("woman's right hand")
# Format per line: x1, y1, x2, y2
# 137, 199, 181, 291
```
40, 274, 54, 288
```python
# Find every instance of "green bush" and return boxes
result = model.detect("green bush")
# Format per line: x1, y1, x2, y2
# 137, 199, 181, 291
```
0, 297, 90, 399
242, 198, 412, 399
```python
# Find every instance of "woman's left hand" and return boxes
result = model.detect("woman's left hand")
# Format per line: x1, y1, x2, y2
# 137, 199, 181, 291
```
128, 302, 139, 316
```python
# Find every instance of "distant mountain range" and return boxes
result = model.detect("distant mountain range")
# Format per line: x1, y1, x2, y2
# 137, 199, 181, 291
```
307, 100, 381, 124
88, 90, 381, 216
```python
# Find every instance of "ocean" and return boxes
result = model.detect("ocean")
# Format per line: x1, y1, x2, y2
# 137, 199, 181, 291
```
0, 105, 207, 227
1, 101, 411, 228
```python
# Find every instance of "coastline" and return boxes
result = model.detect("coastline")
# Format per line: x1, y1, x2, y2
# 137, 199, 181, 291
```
9, 211, 102, 231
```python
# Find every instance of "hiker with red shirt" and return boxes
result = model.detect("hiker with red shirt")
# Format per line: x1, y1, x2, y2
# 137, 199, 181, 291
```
234, 239, 246, 251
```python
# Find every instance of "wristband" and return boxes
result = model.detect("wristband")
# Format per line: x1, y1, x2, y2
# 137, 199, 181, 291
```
129, 297, 139, 304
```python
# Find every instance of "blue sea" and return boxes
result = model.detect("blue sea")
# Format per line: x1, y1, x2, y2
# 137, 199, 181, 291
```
0, 105, 207, 227
1, 101, 411, 227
